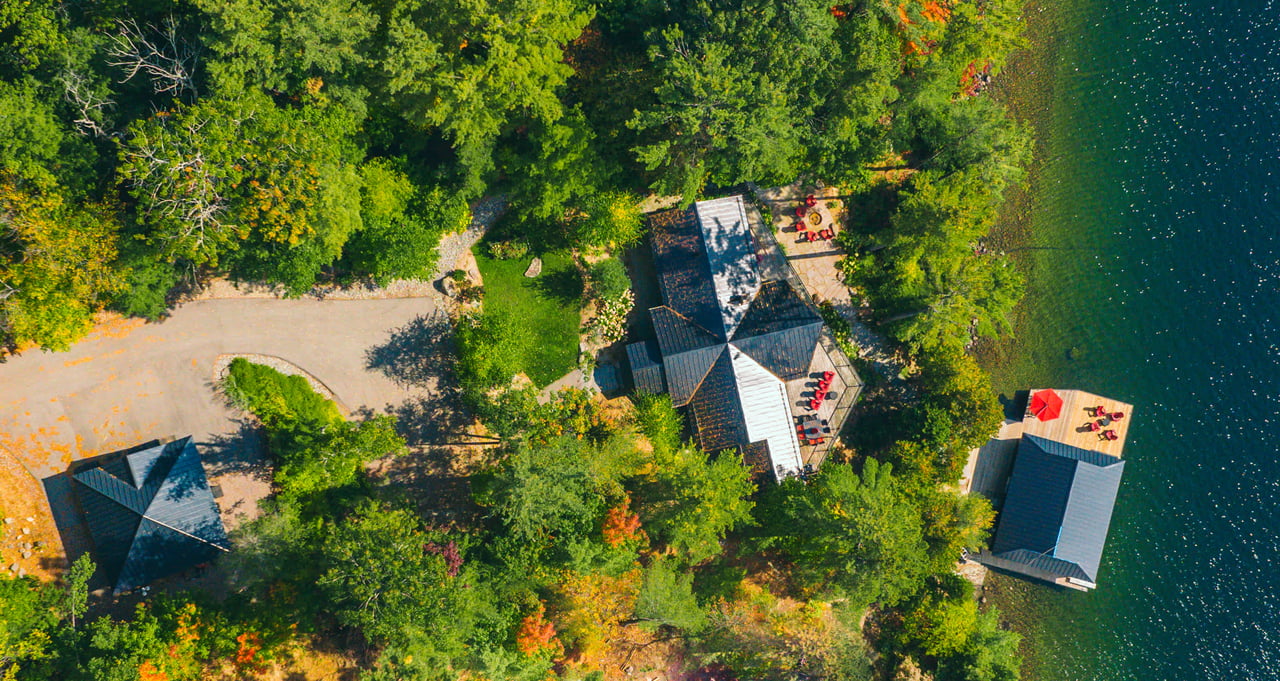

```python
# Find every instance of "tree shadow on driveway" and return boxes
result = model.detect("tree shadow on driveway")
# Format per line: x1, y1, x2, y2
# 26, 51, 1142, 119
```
199, 419, 269, 483
364, 311, 456, 389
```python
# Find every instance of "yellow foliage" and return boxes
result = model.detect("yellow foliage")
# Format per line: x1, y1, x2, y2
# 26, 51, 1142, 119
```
0, 179, 124, 351
552, 568, 642, 668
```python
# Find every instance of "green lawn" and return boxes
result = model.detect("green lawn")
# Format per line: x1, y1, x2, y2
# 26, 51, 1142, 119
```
474, 247, 583, 387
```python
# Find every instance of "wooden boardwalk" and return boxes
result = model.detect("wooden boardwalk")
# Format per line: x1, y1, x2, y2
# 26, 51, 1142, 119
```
960, 418, 1023, 508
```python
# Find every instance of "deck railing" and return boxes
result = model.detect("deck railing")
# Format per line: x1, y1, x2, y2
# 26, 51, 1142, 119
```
741, 193, 863, 470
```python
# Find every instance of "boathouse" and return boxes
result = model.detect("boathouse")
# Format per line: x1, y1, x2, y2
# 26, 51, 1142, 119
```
975, 389, 1131, 591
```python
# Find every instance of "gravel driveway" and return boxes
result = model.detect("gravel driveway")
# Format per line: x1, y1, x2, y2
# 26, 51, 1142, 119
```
0, 295, 449, 544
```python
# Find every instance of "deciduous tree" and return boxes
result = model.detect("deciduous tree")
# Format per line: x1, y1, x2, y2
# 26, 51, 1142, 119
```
763, 459, 928, 607
319, 502, 479, 650
0, 182, 124, 351
641, 444, 755, 564
118, 92, 363, 292
633, 559, 705, 633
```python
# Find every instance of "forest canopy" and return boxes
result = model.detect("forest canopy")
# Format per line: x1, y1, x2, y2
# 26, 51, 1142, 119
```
0, 0, 1027, 355
0, 0, 1032, 680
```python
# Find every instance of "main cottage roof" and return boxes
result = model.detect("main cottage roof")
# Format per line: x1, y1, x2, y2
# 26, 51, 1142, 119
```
72, 437, 230, 593
635, 196, 822, 481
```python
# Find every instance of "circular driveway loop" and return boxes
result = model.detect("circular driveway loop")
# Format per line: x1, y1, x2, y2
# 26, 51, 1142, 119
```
0, 296, 443, 481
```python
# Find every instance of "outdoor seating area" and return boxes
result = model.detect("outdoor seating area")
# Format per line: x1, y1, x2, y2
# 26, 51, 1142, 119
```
792, 195, 836, 243
795, 414, 832, 446
786, 355, 851, 461
1085, 404, 1124, 441
805, 370, 837, 411
1022, 388, 1133, 459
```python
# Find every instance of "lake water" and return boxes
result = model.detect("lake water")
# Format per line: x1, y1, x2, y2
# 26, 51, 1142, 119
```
980, 0, 1280, 678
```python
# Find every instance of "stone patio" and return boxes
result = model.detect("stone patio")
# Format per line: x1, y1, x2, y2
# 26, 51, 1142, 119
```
756, 186, 851, 306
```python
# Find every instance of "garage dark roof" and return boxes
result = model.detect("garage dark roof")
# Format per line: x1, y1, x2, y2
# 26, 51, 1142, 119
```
72, 437, 230, 593
989, 434, 1125, 584
627, 341, 667, 395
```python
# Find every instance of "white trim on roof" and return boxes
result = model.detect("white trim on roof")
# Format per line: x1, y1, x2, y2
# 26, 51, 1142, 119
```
729, 347, 803, 482
694, 196, 761, 338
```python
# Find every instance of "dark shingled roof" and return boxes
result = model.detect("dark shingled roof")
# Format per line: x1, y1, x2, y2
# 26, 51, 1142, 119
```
739, 441, 773, 478
626, 341, 667, 395
990, 434, 1125, 584
732, 280, 820, 338
685, 350, 749, 455
665, 344, 725, 407
651, 306, 719, 357
648, 208, 725, 339
73, 437, 229, 593
730, 323, 822, 382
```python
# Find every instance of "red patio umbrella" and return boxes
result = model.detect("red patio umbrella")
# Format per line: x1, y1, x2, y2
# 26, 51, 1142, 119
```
1029, 389, 1063, 421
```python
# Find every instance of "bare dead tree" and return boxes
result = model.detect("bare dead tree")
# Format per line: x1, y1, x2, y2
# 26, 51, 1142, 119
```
59, 71, 115, 138
122, 119, 231, 259
106, 17, 198, 98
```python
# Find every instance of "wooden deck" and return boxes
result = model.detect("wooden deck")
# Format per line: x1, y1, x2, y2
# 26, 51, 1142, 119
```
959, 418, 1023, 507
1022, 389, 1133, 459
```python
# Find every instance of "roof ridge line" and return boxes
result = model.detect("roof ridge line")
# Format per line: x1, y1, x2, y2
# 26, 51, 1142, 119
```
139, 510, 231, 553
680, 344, 729, 405
651, 304, 721, 341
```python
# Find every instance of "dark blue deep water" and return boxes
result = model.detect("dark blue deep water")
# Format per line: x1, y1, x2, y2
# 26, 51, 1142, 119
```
981, 0, 1280, 678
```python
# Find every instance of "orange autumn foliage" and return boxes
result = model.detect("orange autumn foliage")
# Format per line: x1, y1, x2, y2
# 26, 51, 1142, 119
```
138, 661, 168, 681
921, 1, 951, 23
601, 497, 644, 547
235, 631, 268, 674
516, 603, 564, 659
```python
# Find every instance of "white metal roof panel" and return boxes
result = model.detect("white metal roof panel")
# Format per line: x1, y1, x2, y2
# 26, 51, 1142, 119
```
694, 196, 761, 338
729, 348, 802, 481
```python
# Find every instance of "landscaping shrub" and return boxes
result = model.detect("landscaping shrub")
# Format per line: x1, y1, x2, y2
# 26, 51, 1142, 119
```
486, 239, 530, 260
584, 290, 633, 344
587, 260, 631, 301
221, 358, 342, 429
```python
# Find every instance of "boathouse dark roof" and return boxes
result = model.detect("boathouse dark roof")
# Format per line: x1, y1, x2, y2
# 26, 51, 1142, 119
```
628, 196, 822, 481
72, 437, 230, 593
988, 434, 1125, 585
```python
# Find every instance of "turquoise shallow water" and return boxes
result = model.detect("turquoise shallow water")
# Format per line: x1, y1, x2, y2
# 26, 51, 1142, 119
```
983, 0, 1280, 678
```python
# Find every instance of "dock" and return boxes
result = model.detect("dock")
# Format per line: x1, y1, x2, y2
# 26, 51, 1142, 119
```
964, 388, 1134, 592
1021, 388, 1132, 460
